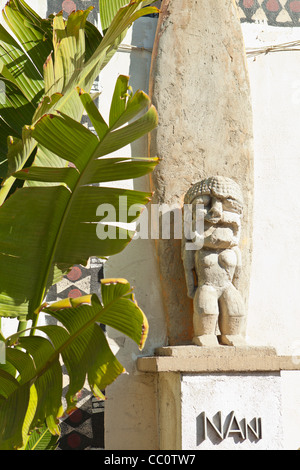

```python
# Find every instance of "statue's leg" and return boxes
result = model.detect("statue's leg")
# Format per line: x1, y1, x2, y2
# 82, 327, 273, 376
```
218, 284, 246, 346
193, 285, 219, 347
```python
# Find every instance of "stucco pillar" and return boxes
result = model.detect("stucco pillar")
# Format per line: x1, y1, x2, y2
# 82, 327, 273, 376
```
149, 0, 254, 345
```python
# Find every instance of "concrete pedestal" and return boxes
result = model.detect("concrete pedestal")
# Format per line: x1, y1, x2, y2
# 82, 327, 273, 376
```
137, 346, 300, 450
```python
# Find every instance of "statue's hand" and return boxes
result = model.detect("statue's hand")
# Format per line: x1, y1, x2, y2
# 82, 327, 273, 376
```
187, 287, 196, 299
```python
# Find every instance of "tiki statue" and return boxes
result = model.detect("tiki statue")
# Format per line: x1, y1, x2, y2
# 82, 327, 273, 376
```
182, 176, 246, 347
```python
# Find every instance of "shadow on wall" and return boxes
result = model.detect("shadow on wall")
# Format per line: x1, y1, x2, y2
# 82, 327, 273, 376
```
129, 10, 194, 346
111, 12, 172, 352
128, 13, 194, 347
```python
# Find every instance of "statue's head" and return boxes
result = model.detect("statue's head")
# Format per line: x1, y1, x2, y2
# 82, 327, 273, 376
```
184, 176, 243, 249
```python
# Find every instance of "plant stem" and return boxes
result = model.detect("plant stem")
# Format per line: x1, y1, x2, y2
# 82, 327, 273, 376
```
30, 314, 39, 336
17, 320, 28, 337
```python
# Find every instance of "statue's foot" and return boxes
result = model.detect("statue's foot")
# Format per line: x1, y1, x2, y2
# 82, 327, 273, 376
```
218, 334, 246, 347
193, 334, 219, 347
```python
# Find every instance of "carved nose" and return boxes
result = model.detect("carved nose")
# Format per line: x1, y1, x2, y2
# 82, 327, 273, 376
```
206, 198, 223, 222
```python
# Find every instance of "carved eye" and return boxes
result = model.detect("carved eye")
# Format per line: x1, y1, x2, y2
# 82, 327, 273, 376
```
222, 198, 242, 214
193, 195, 211, 207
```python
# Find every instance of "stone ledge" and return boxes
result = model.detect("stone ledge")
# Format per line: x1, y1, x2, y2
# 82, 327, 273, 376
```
137, 345, 300, 373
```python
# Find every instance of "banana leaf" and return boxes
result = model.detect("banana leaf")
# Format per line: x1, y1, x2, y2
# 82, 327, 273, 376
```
23, 423, 59, 451
0, 0, 159, 200
0, 75, 158, 321
0, 280, 149, 450
0, 0, 159, 451
100, 0, 153, 31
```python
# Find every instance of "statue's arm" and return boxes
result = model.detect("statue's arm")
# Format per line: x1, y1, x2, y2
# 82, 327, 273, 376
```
182, 243, 197, 298
232, 246, 242, 289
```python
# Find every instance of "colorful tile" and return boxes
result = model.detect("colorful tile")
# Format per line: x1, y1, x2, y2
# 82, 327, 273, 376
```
47, 0, 99, 22
45, 260, 105, 450
238, 0, 300, 25
58, 395, 105, 450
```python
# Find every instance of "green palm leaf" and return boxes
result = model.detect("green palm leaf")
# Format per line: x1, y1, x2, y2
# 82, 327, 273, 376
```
99, 0, 153, 31
23, 423, 59, 451
2, 0, 53, 77
0, 2, 160, 450
0, 281, 148, 450
0, 76, 158, 320
0, 0, 159, 200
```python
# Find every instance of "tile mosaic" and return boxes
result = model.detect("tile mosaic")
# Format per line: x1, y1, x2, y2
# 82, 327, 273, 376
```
238, 0, 300, 26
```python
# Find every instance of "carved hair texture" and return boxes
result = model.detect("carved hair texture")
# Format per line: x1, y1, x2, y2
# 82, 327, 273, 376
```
184, 176, 244, 209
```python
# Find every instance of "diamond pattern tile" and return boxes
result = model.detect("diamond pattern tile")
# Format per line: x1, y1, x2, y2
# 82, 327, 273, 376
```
47, 0, 99, 22
45, 260, 105, 450
58, 396, 105, 450
238, 0, 300, 25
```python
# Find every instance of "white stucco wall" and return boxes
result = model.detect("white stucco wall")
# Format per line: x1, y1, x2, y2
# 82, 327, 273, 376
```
241, 21, 300, 450
243, 23, 300, 356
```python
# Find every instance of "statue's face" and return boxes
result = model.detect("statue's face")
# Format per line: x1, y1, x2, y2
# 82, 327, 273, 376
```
192, 194, 242, 249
